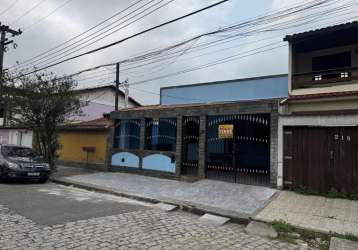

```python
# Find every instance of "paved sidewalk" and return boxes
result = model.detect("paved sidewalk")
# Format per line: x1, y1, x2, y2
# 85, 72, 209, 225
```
52, 169, 277, 220
255, 191, 358, 235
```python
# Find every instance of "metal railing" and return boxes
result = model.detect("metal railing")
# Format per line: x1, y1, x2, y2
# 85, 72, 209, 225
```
292, 66, 358, 89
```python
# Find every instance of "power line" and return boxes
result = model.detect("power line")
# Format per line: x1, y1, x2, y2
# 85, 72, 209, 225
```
18, 0, 230, 76
21, 0, 176, 71
23, 0, 343, 74
0, 0, 19, 17
24, 0, 76, 32
14, 0, 335, 72
68, 0, 355, 79
12, 0, 147, 68
11, 0, 50, 26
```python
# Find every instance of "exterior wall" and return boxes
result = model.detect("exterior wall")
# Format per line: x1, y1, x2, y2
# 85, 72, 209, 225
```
109, 100, 280, 186
58, 130, 108, 166
69, 102, 114, 122
277, 114, 358, 188
282, 97, 358, 114
291, 44, 358, 96
160, 76, 288, 105
69, 88, 138, 122
0, 129, 33, 147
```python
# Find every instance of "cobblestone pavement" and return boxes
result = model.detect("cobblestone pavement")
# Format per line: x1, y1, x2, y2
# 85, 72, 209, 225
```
0, 203, 303, 250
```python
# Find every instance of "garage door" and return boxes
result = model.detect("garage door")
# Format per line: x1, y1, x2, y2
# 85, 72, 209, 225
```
283, 127, 358, 193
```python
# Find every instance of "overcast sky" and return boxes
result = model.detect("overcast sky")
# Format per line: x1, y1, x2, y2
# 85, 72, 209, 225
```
1, 0, 357, 104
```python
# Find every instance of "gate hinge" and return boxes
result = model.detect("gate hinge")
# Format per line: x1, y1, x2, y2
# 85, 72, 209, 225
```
284, 181, 293, 185
284, 131, 293, 135
284, 156, 293, 160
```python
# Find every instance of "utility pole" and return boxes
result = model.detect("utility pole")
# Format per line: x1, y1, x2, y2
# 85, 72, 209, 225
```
0, 23, 22, 126
124, 82, 129, 109
115, 62, 120, 111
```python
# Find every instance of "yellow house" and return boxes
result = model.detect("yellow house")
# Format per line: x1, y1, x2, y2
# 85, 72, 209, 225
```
58, 118, 111, 169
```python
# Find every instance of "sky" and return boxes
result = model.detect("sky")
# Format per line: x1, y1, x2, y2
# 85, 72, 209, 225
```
1, 0, 357, 104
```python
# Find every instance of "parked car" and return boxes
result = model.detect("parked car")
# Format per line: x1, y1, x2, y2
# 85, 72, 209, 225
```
0, 144, 50, 183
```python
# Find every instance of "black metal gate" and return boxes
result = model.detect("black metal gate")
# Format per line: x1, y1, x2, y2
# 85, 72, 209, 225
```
181, 116, 200, 176
206, 114, 270, 186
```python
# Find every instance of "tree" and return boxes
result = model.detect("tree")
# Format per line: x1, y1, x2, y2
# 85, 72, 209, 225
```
4, 72, 83, 171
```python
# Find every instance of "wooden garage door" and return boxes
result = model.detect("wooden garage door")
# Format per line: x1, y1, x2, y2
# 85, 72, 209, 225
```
284, 127, 358, 193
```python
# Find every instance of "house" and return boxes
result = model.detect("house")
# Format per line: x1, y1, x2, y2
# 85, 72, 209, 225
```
107, 75, 288, 187
69, 85, 141, 122
279, 21, 358, 193
57, 118, 111, 169
0, 85, 141, 147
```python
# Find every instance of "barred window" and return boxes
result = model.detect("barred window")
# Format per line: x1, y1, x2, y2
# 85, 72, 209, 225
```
114, 119, 141, 150
145, 118, 177, 151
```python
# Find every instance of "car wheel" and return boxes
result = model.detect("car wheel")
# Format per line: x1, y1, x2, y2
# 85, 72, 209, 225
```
38, 177, 48, 183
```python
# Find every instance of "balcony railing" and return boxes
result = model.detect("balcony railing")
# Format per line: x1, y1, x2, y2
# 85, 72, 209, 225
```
292, 66, 358, 89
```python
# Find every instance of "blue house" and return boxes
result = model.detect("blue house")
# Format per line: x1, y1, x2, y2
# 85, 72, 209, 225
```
108, 74, 289, 188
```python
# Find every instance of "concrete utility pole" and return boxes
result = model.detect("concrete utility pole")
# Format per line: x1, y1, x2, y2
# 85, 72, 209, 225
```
124, 82, 129, 109
115, 62, 120, 111
0, 23, 22, 126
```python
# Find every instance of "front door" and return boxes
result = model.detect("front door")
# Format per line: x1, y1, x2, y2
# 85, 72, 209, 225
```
284, 126, 358, 193
329, 128, 358, 193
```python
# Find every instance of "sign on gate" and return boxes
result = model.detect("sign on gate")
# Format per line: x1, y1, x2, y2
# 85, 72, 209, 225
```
218, 124, 234, 139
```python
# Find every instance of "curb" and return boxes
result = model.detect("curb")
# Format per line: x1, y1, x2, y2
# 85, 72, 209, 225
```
50, 177, 250, 225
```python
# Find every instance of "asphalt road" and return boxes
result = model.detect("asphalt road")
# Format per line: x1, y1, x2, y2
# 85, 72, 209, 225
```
0, 181, 151, 226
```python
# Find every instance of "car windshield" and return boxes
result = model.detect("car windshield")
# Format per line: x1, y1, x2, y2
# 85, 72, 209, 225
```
1, 146, 39, 158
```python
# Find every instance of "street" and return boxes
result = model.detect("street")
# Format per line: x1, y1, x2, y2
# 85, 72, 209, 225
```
0, 181, 299, 250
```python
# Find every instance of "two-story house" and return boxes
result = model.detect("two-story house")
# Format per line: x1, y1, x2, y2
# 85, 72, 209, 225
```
278, 22, 358, 194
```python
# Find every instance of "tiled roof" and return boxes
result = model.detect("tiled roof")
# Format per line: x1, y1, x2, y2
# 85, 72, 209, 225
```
284, 21, 358, 42
287, 91, 358, 101
60, 118, 111, 131
114, 98, 282, 112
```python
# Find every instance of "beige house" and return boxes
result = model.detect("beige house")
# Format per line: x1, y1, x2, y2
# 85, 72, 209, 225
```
278, 22, 358, 193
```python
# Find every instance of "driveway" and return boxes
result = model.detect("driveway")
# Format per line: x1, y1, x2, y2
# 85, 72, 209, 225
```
58, 171, 278, 219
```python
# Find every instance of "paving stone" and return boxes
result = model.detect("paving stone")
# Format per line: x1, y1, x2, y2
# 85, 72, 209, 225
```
153, 203, 178, 211
199, 213, 230, 226
0, 201, 301, 249
330, 237, 358, 250
244, 221, 278, 238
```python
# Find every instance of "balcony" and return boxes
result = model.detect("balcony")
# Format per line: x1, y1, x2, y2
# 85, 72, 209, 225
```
292, 66, 358, 90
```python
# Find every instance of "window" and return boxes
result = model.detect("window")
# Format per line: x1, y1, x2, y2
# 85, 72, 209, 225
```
312, 52, 351, 71
114, 119, 141, 150
145, 118, 177, 151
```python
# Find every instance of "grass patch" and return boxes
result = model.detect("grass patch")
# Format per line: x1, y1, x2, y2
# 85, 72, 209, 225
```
318, 240, 330, 250
294, 186, 358, 201
271, 220, 298, 244
272, 220, 295, 233
332, 232, 358, 242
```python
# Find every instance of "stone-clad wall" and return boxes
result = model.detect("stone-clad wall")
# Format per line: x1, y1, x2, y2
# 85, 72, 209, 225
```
108, 100, 280, 187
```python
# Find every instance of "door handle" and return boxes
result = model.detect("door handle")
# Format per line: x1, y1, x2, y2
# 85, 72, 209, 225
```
330, 150, 334, 160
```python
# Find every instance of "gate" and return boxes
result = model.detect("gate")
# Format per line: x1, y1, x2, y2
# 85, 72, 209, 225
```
181, 117, 200, 176
283, 127, 358, 193
206, 114, 270, 186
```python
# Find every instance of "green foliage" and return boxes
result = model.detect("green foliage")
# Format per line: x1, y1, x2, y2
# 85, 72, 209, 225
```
332, 233, 358, 242
318, 240, 330, 250
272, 220, 295, 233
4, 72, 83, 170
295, 186, 358, 201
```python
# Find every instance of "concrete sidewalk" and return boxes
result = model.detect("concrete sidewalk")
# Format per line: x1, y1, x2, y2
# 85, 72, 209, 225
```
255, 191, 358, 236
51, 167, 277, 221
